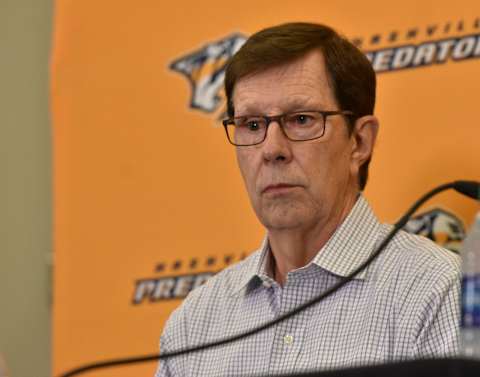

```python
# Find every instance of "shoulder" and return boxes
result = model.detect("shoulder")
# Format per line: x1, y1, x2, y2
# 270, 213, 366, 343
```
374, 224, 461, 308
387, 226, 460, 277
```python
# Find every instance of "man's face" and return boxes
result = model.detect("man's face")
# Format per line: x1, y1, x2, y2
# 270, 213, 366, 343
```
232, 49, 361, 231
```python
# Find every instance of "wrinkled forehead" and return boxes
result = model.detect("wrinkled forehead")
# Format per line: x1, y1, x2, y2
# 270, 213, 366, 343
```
232, 50, 338, 116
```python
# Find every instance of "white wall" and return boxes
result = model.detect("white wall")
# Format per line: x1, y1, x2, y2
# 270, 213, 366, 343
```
0, 0, 52, 376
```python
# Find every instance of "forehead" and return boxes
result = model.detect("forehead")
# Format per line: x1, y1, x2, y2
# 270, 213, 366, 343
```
232, 49, 337, 115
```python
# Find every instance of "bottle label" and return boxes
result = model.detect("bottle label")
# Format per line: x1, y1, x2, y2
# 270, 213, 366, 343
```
461, 275, 480, 328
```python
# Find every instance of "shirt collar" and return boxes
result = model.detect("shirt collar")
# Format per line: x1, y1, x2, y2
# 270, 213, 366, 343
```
232, 238, 269, 296
233, 195, 380, 295
310, 195, 380, 280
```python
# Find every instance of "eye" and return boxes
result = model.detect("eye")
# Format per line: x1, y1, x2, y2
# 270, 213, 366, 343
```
246, 120, 260, 131
239, 117, 264, 131
290, 113, 315, 126
296, 114, 310, 124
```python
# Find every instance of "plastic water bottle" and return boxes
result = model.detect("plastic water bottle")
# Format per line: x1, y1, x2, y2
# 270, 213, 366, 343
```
461, 212, 480, 358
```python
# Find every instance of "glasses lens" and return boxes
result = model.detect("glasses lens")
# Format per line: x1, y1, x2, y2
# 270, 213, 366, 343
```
229, 117, 267, 146
283, 112, 325, 140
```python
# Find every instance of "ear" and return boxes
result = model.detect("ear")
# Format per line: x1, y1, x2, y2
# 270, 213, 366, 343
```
349, 115, 379, 177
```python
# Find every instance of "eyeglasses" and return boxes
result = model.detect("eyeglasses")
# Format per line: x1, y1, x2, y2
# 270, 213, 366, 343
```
222, 110, 354, 146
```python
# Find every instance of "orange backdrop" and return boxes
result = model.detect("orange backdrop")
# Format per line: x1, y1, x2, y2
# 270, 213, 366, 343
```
52, 1, 480, 376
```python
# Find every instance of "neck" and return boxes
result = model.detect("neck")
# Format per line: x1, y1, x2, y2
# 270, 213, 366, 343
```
268, 193, 358, 286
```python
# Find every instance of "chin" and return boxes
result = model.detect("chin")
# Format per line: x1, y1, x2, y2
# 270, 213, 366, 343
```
259, 206, 312, 230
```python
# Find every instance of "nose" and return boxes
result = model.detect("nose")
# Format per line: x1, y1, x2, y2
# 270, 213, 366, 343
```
261, 121, 293, 163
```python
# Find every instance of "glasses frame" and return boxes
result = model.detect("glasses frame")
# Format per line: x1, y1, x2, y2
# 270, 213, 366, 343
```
222, 110, 355, 146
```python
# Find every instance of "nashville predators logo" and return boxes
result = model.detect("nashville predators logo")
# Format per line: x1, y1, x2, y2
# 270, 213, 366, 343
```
404, 208, 466, 253
170, 33, 246, 113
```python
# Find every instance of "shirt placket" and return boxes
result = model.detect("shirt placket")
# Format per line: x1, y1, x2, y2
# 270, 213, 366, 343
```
268, 277, 309, 375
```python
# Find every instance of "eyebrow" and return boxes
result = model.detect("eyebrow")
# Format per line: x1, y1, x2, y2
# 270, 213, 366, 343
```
284, 97, 327, 111
236, 101, 327, 117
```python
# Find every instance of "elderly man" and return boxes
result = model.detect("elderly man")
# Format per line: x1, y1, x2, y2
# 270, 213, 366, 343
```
156, 22, 460, 376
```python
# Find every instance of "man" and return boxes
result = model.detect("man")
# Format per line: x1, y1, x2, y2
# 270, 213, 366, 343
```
156, 23, 460, 376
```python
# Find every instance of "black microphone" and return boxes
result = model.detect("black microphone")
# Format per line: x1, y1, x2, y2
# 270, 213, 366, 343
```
453, 180, 480, 200
58, 180, 480, 377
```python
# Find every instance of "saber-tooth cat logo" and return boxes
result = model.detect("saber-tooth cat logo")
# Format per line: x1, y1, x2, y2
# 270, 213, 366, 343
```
170, 33, 246, 113
404, 208, 466, 253
170, 18, 479, 114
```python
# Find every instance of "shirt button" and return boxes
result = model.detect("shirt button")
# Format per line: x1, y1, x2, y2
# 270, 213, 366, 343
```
283, 334, 294, 345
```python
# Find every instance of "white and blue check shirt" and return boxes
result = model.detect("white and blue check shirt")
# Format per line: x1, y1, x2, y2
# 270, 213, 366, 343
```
155, 196, 460, 377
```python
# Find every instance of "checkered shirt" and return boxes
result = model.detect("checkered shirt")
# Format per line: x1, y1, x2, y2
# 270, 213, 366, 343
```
155, 195, 461, 377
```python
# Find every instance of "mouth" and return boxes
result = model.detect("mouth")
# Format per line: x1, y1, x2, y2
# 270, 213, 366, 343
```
261, 183, 300, 195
